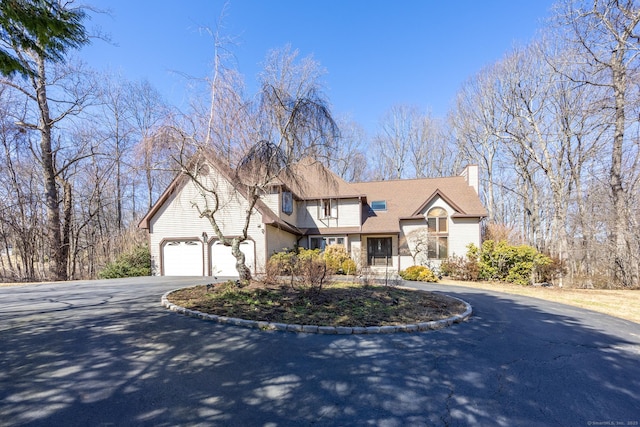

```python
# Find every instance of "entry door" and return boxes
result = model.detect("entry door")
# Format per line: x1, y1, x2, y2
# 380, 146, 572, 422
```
367, 237, 392, 266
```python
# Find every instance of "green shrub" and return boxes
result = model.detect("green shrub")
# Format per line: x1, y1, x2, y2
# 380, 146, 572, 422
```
267, 248, 298, 275
297, 247, 323, 263
472, 240, 551, 286
266, 245, 359, 289
267, 246, 358, 277
399, 265, 439, 282
99, 245, 151, 279
267, 247, 339, 290
324, 244, 357, 275
296, 248, 329, 289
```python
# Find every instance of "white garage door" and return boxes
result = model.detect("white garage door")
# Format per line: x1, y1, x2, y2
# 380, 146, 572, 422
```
162, 240, 203, 276
210, 240, 255, 276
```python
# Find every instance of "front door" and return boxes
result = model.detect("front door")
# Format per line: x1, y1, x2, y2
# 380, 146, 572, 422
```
367, 237, 392, 266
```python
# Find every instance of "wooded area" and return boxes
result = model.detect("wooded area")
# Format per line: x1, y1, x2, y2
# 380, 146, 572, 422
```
0, 0, 638, 288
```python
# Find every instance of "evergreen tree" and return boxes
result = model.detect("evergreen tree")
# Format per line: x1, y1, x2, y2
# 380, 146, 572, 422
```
0, 0, 89, 280
0, 0, 88, 78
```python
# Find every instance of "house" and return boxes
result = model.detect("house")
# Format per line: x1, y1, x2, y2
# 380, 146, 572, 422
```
138, 157, 487, 276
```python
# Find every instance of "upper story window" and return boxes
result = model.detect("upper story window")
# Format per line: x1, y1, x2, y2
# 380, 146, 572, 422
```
370, 200, 387, 211
282, 191, 293, 215
320, 199, 337, 219
427, 207, 448, 233
426, 207, 448, 259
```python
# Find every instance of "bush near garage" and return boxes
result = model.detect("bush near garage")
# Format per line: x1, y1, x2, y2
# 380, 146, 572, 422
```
266, 245, 357, 290
99, 245, 151, 279
266, 248, 298, 276
266, 247, 330, 290
399, 265, 439, 282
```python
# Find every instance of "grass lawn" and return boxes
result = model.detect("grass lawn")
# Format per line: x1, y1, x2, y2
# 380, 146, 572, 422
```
438, 279, 640, 324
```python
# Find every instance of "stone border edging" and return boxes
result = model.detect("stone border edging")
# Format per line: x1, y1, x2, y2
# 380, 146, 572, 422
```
161, 289, 472, 334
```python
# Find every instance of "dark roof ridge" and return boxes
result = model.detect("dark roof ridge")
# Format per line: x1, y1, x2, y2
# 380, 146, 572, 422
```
352, 175, 464, 185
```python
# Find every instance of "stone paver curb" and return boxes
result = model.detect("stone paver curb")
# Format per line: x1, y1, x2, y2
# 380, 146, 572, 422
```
161, 289, 472, 334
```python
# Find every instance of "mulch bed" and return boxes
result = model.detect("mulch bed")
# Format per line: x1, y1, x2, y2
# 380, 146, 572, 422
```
167, 281, 467, 327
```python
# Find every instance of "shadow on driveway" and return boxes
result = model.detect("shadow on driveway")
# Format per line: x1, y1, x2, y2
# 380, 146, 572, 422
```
0, 282, 638, 426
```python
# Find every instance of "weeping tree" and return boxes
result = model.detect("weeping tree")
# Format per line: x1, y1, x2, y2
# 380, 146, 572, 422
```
174, 45, 338, 281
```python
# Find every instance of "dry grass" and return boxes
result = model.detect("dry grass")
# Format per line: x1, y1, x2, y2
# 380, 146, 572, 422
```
0, 281, 41, 287
438, 279, 640, 324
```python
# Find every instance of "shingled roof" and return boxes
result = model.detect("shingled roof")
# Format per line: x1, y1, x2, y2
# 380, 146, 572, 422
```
283, 157, 363, 199
139, 153, 486, 236
283, 158, 487, 234
353, 176, 487, 233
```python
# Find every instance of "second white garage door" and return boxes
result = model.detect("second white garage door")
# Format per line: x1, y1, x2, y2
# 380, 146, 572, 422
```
210, 240, 255, 276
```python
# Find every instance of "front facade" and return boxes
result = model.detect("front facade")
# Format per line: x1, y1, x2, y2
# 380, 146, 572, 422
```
139, 159, 487, 276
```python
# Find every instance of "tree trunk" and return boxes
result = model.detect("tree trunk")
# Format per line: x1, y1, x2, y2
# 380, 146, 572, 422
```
62, 180, 72, 279
231, 238, 251, 281
610, 64, 628, 287
36, 59, 66, 281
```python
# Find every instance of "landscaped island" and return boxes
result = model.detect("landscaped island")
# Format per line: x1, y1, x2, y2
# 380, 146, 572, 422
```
167, 281, 468, 328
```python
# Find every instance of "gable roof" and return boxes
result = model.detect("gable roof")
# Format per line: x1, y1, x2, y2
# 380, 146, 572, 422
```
138, 153, 301, 235
283, 157, 363, 199
139, 154, 486, 236
353, 176, 487, 233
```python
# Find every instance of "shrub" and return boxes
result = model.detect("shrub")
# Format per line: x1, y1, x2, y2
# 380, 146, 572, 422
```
267, 248, 297, 275
98, 245, 151, 279
297, 248, 330, 290
266, 247, 347, 290
536, 256, 566, 284
399, 265, 439, 282
440, 254, 480, 281
473, 240, 551, 286
324, 244, 357, 275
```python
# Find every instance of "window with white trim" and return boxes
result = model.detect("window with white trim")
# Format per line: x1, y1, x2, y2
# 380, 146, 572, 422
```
319, 199, 337, 219
371, 200, 387, 211
326, 237, 345, 246
309, 236, 346, 250
426, 207, 448, 259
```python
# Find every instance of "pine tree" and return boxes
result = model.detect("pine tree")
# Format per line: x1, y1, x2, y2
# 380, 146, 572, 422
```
0, 0, 88, 78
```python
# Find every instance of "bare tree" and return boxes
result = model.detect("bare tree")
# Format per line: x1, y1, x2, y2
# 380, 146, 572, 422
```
169, 43, 338, 281
0, 1, 91, 280
370, 105, 415, 180
555, 0, 640, 287
452, 62, 508, 224
132, 94, 176, 212
323, 116, 369, 182
0, 86, 41, 280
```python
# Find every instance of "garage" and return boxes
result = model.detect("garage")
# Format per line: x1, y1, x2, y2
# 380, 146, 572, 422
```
162, 240, 203, 276
210, 240, 255, 276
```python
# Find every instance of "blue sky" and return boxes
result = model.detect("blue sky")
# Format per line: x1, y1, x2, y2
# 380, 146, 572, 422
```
80, 0, 556, 134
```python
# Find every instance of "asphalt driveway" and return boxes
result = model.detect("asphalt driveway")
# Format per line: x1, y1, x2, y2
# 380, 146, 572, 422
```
0, 277, 638, 426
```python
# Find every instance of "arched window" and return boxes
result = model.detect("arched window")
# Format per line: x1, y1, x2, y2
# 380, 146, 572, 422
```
426, 207, 448, 259
427, 207, 447, 233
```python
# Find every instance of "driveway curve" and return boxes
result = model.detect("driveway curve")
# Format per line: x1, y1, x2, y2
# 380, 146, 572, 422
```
1, 277, 638, 427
